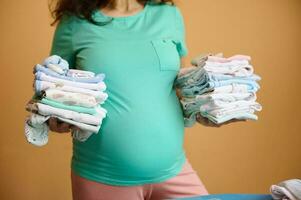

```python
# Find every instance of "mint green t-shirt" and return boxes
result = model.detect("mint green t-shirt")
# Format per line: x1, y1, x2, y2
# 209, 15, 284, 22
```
50, 2, 188, 186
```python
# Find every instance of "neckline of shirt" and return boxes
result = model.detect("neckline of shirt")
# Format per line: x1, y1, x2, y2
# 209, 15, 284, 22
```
95, 2, 149, 20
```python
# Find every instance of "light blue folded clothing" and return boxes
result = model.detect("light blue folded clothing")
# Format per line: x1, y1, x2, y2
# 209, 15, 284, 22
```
35, 71, 106, 91
180, 79, 260, 97
42, 55, 69, 74
175, 67, 260, 97
34, 64, 105, 83
175, 67, 261, 88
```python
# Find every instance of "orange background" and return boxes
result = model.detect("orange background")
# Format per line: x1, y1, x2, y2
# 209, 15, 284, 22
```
0, 0, 300, 199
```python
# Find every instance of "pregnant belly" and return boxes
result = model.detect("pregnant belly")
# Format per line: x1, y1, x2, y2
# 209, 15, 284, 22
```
72, 99, 185, 177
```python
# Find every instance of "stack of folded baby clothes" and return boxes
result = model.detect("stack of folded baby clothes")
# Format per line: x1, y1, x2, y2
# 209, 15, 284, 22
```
174, 53, 262, 127
24, 55, 108, 146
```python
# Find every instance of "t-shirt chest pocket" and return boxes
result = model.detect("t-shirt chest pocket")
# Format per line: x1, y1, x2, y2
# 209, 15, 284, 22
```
151, 38, 180, 71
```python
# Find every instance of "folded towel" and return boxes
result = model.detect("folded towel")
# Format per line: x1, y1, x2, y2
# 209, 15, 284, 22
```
202, 111, 258, 124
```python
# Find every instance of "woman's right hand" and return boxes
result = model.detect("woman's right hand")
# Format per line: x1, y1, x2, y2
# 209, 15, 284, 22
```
47, 117, 79, 133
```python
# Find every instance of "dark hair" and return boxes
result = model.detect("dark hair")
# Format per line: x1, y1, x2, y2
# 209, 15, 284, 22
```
49, 0, 175, 26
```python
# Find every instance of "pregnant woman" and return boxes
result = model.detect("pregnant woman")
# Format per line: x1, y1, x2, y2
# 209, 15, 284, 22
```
47, 0, 240, 199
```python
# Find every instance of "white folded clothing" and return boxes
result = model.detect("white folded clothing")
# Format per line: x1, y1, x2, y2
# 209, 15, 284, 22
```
211, 83, 250, 94
205, 59, 250, 67
203, 112, 258, 124
203, 60, 254, 76
56, 116, 101, 133
35, 80, 107, 103
35, 71, 105, 91
196, 92, 257, 103
207, 54, 251, 63
200, 98, 255, 110
202, 101, 262, 118
36, 103, 106, 126
43, 88, 100, 108
67, 69, 95, 78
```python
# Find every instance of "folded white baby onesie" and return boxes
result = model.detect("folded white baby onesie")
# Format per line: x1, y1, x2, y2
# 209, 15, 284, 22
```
67, 69, 95, 78
200, 100, 262, 117
196, 92, 257, 103
203, 112, 258, 124
36, 102, 106, 125
210, 106, 256, 117
203, 60, 254, 77
35, 71, 105, 91
42, 88, 101, 108
56, 116, 101, 133
207, 54, 251, 63
34, 80, 107, 103
270, 179, 301, 200
211, 83, 250, 94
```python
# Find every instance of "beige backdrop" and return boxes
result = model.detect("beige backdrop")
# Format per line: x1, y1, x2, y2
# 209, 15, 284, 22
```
0, 0, 300, 199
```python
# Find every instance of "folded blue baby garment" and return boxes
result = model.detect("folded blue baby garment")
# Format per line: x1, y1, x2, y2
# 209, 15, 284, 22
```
34, 64, 105, 83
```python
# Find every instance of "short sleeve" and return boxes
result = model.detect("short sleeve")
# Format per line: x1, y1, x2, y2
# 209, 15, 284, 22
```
174, 6, 188, 57
49, 15, 76, 69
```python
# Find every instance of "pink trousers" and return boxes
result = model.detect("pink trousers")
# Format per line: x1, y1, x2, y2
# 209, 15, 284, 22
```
71, 158, 209, 200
